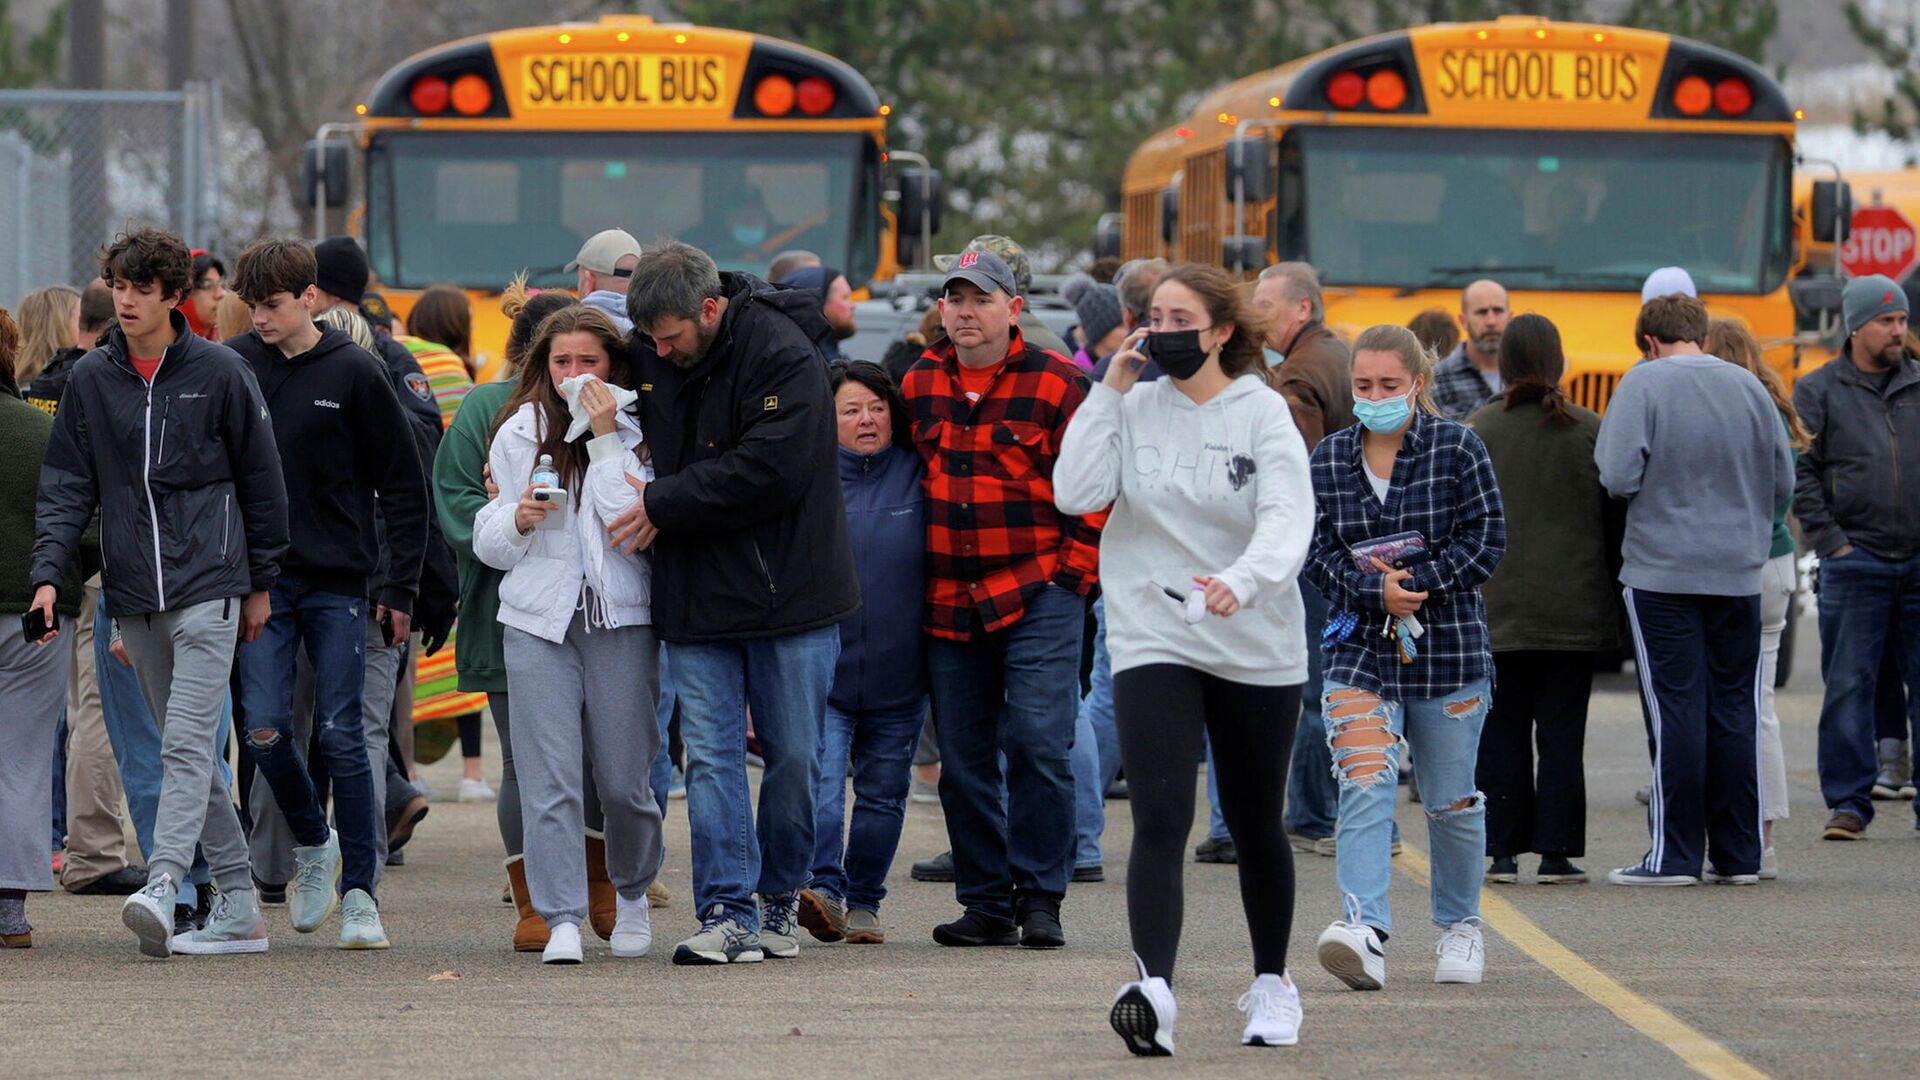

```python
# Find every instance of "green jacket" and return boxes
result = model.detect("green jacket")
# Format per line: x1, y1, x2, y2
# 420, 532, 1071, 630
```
1467, 396, 1621, 653
434, 380, 512, 692
2, 371, 94, 617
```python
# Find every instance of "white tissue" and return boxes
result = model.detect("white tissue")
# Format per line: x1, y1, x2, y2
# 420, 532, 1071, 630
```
557, 373, 638, 442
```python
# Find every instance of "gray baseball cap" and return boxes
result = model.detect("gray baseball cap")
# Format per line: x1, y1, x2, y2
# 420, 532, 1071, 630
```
941, 251, 1018, 298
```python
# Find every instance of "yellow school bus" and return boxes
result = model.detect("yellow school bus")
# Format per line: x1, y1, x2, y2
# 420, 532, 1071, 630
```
1112, 16, 1816, 410
314, 15, 913, 381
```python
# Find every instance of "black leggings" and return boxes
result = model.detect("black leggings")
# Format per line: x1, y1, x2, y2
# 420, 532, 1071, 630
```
1113, 664, 1300, 983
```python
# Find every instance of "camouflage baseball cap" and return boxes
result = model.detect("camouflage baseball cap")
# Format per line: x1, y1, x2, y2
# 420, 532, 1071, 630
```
934, 235, 1032, 296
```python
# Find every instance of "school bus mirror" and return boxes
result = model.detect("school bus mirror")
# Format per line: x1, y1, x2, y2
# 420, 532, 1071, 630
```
1160, 186, 1180, 245
1093, 213, 1123, 260
896, 168, 944, 237
1224, 137, 1274, 203
1222, 235, 1267, 274
1811, 180, 1852, 244
302, 141, 349, 209
1789, 276, 1844, 324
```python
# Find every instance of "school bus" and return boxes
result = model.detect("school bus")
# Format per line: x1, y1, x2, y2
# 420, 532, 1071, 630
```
1110, 16, 1823, 411
311, 15, 925, 381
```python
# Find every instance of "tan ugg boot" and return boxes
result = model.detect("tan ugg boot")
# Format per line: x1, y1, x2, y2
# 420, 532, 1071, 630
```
584, 831, 616, 940
504, 856, 547, 952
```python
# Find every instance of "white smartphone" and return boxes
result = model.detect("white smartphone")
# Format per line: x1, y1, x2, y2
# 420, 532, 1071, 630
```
533, 487, 569, 530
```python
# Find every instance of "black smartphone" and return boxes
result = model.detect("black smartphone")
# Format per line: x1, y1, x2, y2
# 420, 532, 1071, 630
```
380, 610, 397, 647
21, 607, 56, 643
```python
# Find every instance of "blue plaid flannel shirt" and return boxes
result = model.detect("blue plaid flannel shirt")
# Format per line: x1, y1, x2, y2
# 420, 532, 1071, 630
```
1305, 410, 1507, 700
1432, 345, 1500, 421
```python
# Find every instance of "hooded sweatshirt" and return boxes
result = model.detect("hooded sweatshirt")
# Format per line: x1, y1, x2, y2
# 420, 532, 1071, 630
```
1054, 374, 1315, 686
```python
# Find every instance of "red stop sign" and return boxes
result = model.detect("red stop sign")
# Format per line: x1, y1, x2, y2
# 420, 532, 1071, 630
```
1841, 205, 1920, 281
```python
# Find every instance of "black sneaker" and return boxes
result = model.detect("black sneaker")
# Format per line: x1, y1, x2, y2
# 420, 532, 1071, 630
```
1194, 835, 1237, 864
911, 850, 956, 882
254, 877, 286, 905
172, 904, 199, 937
70, 864, 150, 896
1537, 855, 1589, 884
386, 785, 431, 852
1015, 896, 1065, 949
385, 849, 406, 868
931, 909, 1018, 947
1486, 856, 1519, 884
1071, 864, 1104, 883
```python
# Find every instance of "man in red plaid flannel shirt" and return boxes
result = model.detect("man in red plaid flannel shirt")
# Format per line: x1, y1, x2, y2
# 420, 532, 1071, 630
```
901, 250, 1103, 950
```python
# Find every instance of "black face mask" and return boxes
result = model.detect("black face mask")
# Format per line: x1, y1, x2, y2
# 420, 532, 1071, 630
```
1146, 328, 1212, 380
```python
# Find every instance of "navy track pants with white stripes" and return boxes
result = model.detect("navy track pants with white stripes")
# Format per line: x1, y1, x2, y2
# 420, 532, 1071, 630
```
1624, 587, 1764, 877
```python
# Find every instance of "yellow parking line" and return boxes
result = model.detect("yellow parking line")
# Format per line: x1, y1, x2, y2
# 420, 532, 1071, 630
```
1395, 847, 1770, 1080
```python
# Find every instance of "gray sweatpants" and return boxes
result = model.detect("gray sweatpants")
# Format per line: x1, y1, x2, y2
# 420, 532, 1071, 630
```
504, 614, 663, 929
489, 692, 608, 859
118, 598, 252, 894
0, 632, 68, 891
251, 613, 405, 888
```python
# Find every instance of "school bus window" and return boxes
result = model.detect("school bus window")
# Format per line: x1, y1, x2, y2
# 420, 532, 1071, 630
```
437, 162, 519, 225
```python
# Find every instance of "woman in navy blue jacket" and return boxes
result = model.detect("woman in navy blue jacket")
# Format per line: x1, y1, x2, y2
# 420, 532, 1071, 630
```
798, 361, 928, 946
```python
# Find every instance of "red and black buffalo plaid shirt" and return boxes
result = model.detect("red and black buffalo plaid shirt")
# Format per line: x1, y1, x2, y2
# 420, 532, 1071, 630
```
901, 327, 1105, 641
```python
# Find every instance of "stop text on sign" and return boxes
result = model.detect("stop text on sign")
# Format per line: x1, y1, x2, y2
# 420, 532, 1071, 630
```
522, 55, 726, 108
1841, 206, 1920, 282
1433, 50, 1642, 104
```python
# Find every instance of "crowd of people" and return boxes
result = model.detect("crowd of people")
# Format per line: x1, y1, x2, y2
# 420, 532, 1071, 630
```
2, 219, 1916, 1059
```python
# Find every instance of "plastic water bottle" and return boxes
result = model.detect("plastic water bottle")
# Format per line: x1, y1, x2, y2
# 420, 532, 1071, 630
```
531, 453, 559, 491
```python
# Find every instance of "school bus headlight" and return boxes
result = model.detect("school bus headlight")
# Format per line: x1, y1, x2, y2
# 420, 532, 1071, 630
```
1326, 70, 1365, 109
754, 75, 796, 116
1366, 69, 1407, 111
409, 75, 450, 116
1714, 76, 1753, 117
450, 74, 493, 116
797, 76, 837, 116
1672, 75, 1712, 117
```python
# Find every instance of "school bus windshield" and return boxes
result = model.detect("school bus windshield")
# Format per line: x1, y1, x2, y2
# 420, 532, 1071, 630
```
1288, 127, 1792, 295
364, 130, 876, 291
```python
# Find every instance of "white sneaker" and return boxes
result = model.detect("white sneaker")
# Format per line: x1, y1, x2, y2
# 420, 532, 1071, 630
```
458, 777, 498, 802
1237, 972, 1302, 1047
543, 922, 583, 964
611, 893, 652, 957
1434, 918, 1485, 984
1315, 897, 1386, 991
1109, 958, 1177, 1057
1702, 868, 1760, 885
1758, 847, 1779, 881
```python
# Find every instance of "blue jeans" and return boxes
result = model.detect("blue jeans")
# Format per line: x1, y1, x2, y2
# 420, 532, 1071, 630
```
670, 625, 839, 929
1284, 578, 1338, 840
926, 585, 1085, 919
51, 715, 66, 852
1325, 678, 1489, 934
810, 702, 923, 912
95, 600, 228, 899
1072, 598, 1118, 867
651, 643, 676, 817
234, 576, 379, 897
1816, 549, 1920, 823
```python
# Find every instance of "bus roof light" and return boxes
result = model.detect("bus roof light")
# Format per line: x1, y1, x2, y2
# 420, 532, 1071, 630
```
450, 74, 492, 116
754, 75, 796, 116
796, 76, 836, 116
1714, 76, 1753, 117
1673, 75, 1712, 117
1326, 70, 1364, 109
409, 75, 449, 116
1366, 69, 1407, 111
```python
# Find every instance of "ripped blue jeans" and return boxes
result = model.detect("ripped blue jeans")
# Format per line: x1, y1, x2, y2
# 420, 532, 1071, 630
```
1324, 678, 1489, 936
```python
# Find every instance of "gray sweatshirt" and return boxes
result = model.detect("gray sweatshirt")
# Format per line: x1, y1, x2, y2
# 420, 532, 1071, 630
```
1594, 353, 1792, 596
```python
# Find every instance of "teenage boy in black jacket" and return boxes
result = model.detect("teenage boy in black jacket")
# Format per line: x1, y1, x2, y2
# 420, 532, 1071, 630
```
224, 239, 427, 951
31, 226, 289, 958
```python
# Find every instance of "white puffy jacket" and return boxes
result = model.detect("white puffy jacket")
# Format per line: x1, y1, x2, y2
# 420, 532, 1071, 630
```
474, 401, 652, 644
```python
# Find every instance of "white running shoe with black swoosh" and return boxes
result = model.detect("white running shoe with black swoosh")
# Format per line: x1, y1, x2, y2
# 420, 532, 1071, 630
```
1316, 896, 1386, 991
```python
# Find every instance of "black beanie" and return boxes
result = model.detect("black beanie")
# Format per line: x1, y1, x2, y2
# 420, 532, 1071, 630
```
313, 236, 370, 305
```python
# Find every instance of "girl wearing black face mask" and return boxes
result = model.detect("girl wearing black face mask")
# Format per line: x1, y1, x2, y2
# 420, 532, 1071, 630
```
1063, 264, 1315, 1055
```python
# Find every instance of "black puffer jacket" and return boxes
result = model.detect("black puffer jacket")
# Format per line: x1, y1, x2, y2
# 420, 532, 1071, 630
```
22, 346, 86, 414
636, 272, 859, 642
34, 311, 288, 617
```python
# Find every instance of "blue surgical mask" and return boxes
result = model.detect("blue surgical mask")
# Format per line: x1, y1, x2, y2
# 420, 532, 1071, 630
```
732, 225, 768, 247
1263, 347, 1285, 368
1352, 390, 1414, 434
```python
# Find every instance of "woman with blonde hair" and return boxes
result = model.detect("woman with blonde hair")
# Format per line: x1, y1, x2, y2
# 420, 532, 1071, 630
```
1702, 318, 1807, 876
15, 285, 80, 388
215, 291, 252, 342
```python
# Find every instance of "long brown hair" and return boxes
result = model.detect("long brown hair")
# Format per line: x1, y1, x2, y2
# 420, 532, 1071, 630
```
17, 286, 78, 385
1350, 323, 1439, 414
1705, 318, 1810, 452
0, 305, 20, 387
409, 284, 474, 370
1498, 313, 1576, 427
491, 304, 632, 504
1152, 263, 1271, 381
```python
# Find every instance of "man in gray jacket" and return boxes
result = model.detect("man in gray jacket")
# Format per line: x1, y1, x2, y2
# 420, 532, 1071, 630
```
1595, 294, 1793, 886
1793, 275, 1920, 840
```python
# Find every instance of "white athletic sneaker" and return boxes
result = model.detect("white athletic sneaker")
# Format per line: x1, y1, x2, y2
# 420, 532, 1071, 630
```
1109, 957, 1177, 1057
1237, 972, 1302, 1047
1315, 897, 1386, 991
1434, 918, 1485, 984
1702, 868, 1760, 885
458, 777, 498, 802
611, 893, 652, 958
1758, 847, 1779, 881
543, 922, 583, 964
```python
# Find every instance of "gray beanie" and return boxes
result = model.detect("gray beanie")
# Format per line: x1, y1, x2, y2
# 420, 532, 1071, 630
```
1071, 282, 1125, 351
1845, 274, 1909, 335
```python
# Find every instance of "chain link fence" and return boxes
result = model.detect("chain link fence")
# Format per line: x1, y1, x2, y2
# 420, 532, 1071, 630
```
0, 85, 223, 310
